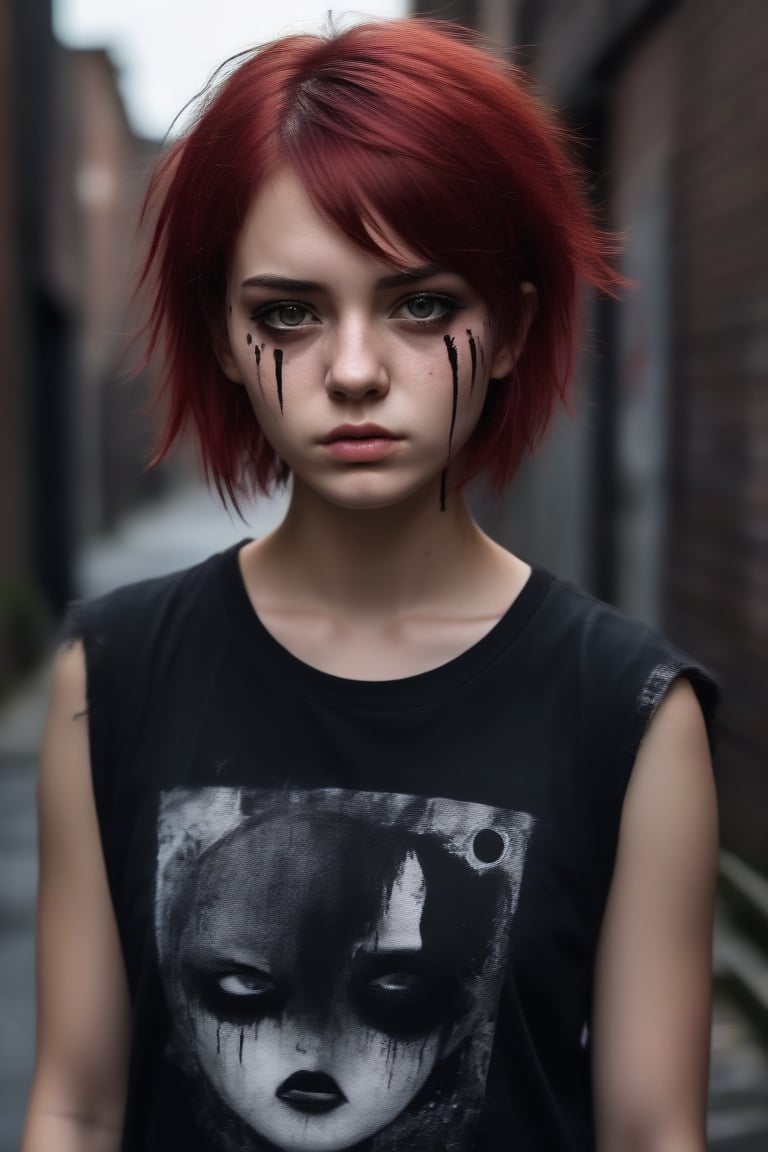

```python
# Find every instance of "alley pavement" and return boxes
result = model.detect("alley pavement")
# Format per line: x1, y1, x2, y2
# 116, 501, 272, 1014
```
1, 481, 767, 1150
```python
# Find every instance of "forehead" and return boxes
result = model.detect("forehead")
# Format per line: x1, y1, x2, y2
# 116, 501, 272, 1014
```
230, 165, 418, 284
176, 817, 425, 976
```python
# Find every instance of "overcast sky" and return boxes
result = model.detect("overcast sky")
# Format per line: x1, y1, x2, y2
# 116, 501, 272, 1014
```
54, 1, 408, 139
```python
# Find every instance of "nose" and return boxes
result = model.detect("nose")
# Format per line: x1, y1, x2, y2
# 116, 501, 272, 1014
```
325, 318, 389, 402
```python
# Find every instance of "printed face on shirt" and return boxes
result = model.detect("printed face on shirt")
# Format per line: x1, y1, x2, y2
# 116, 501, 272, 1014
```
216, 166, 516, 513
156, 789, 533, 1152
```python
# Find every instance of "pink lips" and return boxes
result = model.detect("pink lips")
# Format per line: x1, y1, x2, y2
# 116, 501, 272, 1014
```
321, 423, 401, 462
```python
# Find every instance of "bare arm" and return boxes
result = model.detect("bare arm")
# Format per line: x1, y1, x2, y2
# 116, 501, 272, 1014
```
21, 642, 131, 1152
592, 677, 718, 1152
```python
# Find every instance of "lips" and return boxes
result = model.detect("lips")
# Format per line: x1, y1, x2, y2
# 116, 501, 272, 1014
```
276, 1070, 347, 1115
320, 423, 402, 462
321, 423, 397, 444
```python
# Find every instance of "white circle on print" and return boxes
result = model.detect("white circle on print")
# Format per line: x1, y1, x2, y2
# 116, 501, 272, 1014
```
468, 828, 509, 870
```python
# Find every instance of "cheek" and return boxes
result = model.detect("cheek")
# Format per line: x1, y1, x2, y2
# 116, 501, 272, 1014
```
340, 1025, 441, 1111
440, 333, 487, 437
241, 348, 281, 421
192, 1015, 285, 1119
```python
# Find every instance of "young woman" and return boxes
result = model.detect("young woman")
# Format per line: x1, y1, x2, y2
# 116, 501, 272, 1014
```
22, 18, 719, 1152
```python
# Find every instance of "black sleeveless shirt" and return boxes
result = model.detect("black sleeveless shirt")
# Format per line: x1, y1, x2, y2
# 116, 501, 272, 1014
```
67, 542, 717, 1152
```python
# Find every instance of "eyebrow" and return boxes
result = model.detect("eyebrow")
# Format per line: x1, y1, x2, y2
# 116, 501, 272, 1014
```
240, 265, 446, 292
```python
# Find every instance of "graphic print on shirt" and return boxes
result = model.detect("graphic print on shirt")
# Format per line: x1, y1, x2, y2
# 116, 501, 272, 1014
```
155, 787, 534, 1152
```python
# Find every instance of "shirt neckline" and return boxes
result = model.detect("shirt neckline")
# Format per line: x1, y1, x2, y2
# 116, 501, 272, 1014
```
218, 539, 553, 710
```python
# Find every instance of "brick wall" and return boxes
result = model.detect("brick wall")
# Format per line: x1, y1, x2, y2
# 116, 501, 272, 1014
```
512, 0, 768, 874
609, 11, 679, 628
667, 0, 768, 872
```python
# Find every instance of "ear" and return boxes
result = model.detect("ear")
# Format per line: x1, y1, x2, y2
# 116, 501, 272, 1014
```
207, 307, 245, 384
489, 281, 538, 378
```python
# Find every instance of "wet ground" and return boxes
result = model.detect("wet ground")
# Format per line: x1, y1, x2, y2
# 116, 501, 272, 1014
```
1, 481, 767, 1150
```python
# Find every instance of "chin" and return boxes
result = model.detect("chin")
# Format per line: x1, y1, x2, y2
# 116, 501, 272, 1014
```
322, 485, 432, 513
299, 469, 442, 513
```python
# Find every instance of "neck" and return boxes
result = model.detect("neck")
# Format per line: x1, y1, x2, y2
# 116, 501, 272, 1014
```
259, 478, 490, 619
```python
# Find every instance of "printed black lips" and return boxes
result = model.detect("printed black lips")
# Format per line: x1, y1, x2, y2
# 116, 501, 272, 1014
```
276, 1070, 347, 1115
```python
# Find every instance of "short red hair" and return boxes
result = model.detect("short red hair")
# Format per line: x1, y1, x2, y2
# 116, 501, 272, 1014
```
141, 18, 620, 504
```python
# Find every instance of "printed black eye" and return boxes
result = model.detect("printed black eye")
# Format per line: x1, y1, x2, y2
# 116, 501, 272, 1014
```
349, 952, 462, 1038
249, 301, 317, 333
194, 965, 286, 1024
218, 970, 275, 997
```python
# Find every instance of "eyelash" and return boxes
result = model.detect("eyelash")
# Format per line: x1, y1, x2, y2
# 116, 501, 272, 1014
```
248, 292, 463, 334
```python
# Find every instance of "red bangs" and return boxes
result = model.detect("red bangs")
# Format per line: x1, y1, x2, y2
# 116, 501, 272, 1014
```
140, 19, 621, 505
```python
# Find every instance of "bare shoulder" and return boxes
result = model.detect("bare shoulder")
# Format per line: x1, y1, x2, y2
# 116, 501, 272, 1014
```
623, 677, 718, 866
46, 637, 88, 722
49, 635, 86, 697
38, 641, 94, 831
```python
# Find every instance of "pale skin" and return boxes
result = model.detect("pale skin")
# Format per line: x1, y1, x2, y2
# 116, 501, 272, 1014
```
22, 166, 718, 1152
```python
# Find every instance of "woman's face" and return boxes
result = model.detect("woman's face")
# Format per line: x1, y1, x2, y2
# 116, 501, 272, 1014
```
173, 821, 453, 1152
219, 166, 516, 512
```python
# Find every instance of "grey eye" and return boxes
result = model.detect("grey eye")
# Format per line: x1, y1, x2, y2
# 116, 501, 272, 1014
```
275, 304, 308, 327
407, 295, 439, 320
398, 293, 458, 324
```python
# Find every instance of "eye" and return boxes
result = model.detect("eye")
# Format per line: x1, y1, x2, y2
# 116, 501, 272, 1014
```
217, 969, 275, 997
250, 301, 319, 332
192, 961, 285, 1024
394, 293, 460, 325
350, 954, 460, 1037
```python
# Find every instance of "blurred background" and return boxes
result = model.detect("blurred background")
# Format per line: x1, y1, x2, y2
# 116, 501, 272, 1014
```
0, 0, 766, 1148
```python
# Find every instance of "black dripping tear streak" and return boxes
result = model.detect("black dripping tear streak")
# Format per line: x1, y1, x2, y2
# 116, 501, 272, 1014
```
440, 334, 459, 512
444, 335, 459, 455
254, 344, 264, 399
246, 333, 252, 345
466, 328, 477, 392
274, 348, 284, 414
